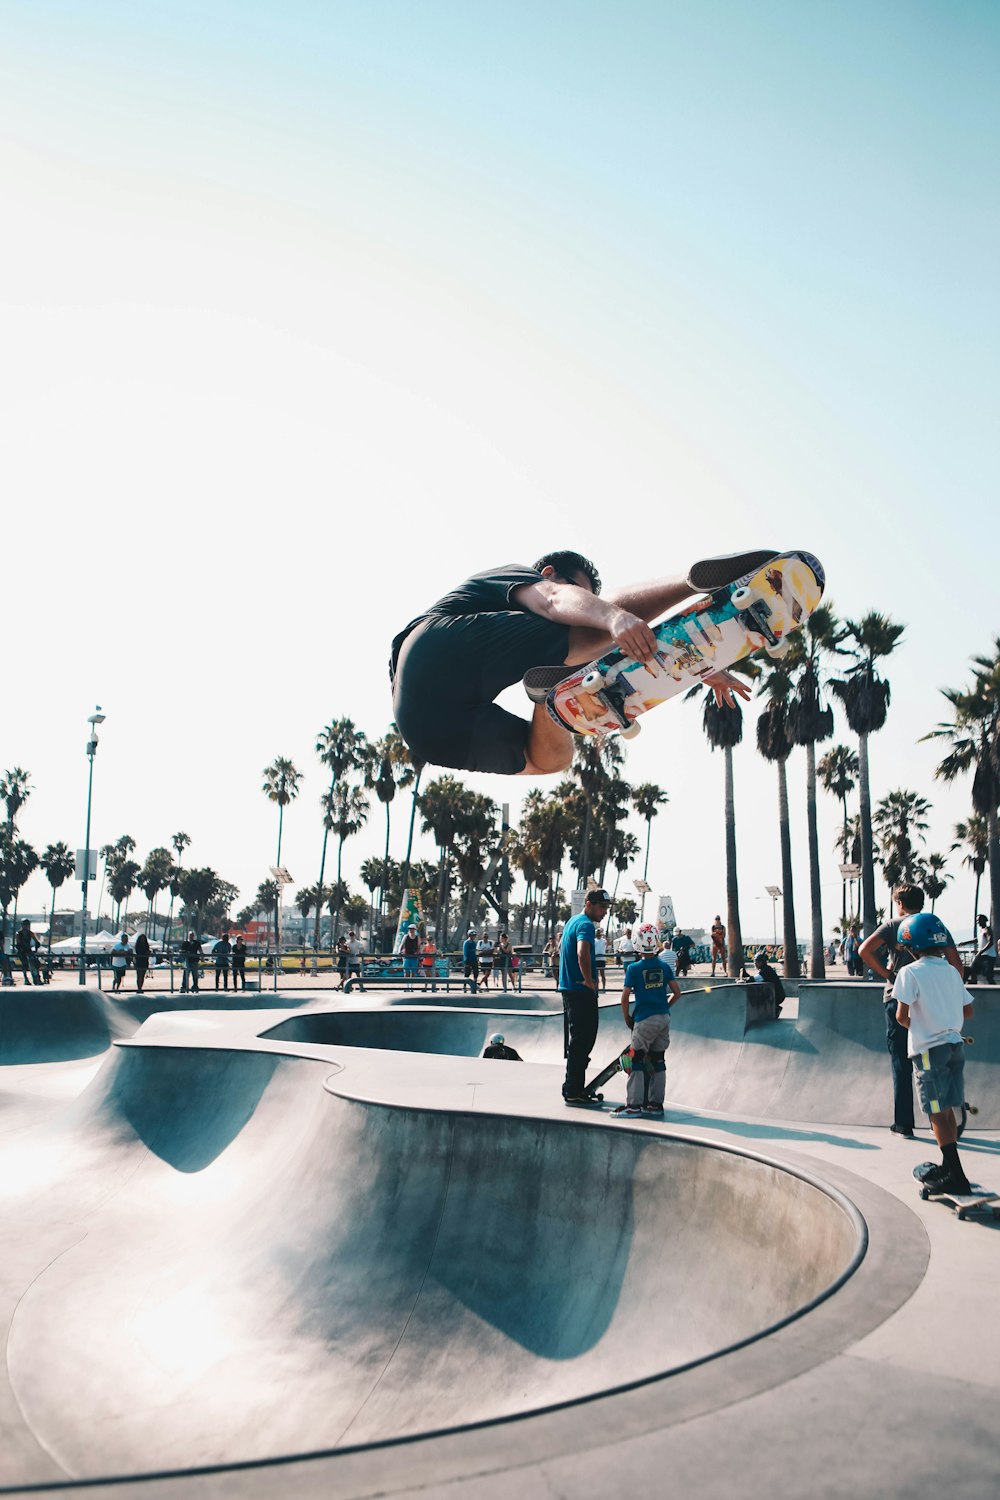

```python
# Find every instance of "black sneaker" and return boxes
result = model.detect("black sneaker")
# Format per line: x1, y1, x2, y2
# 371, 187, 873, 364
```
890, 1123, 915, 1138
921, 1164, 972, 1195
687, 550, 780, 593
563, 1090, 602, 1107
524, 665, 569, 704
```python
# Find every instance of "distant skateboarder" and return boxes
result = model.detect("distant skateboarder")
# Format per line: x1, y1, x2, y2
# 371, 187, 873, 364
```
859, 885, 964, 1138
483, 1032, 522, 1061
390, 550, 771, 776
893, 912, 974, 1195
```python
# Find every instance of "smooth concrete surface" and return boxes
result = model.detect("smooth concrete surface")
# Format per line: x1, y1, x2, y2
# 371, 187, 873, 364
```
0, 988, 997, 1499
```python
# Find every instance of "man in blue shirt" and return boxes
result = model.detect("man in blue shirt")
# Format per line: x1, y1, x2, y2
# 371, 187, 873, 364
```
618, 923, 682, 1116
559, 888, 611, 1104
462, 929, 479, 990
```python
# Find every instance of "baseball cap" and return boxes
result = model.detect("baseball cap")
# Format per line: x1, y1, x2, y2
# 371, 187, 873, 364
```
587, 888, 612, 904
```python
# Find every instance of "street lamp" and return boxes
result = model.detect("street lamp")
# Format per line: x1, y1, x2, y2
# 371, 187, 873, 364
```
765, 885, 782, 947
78, 707, 106, 985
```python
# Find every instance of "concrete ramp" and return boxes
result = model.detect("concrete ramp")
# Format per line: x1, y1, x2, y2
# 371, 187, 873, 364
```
0, 1040, 862, 1485
0, 986, 135, 1065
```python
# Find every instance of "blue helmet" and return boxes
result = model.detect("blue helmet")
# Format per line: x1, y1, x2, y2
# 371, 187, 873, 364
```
897, 913, 950, 952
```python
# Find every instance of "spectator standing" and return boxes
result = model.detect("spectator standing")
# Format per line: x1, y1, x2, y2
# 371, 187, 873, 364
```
400, 924, 420, 989
542, 934, 558, 986
346, 931, 365, 990
14, 919, 43, 986
110, 934, 131, 993
559, 888, 610, 1105
334, 934, 349, 990
231, 936, 248, 990
969, 915, 996, 985
671, 928, 694, 976
134, 932, 151, 993
180, 931, 201, 993
858, 884, 964, 1138
0, 935, 12, 985
594, 927, 608, 991
615, 928, 636, 968
212, 933, 232, 990
710, 915, 727, 977
420, 934, 436, 989
462, 929, 479, 990
495, 932, 514, 993
843, 924, 862, 977
476, 931, 494, 990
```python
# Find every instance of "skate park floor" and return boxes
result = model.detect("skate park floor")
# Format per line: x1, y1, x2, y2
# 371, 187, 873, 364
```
1, 982, 998, 1499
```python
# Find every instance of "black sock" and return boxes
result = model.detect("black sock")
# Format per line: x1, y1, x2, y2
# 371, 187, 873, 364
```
941, 1142, 962, 1170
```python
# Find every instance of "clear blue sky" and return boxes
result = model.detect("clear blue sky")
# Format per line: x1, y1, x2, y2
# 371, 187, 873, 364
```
2, 1, 998, 938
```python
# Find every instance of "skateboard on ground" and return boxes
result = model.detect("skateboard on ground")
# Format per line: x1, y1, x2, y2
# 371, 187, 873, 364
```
584, 1046, 634, 1100
913, 1164, 999, 1221
546, 550, 825, 742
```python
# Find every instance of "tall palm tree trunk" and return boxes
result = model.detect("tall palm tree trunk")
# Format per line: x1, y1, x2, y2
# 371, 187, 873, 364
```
805, 743, 825, 978
312, 817, 332, 973
858, 733, 877, 936
776, 759, 800, 978
399, 766, 423, 901
989, 808, 1000, 934
724, 747, 743, 977
381, 804, 391, 952
840, 796, 849, 925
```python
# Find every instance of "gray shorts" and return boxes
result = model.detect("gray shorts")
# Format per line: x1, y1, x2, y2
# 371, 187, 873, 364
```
912, 1041, 965, 1115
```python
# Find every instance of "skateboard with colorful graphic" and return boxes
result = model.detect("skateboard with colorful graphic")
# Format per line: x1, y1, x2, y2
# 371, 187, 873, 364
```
913, 1163, 999, 1221
546, 550, 825, 742
585, 1045, 634, 1098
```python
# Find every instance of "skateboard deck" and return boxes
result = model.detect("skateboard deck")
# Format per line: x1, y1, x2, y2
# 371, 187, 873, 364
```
586, 1046, 634, 1097
546, 550, 825, 742
913, 1164, 999, 1220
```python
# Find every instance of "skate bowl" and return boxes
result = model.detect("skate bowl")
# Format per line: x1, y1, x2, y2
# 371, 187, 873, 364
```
0, 1037, 865, 1486
264, 985, 1000, 1129
0, 985, 136, 1064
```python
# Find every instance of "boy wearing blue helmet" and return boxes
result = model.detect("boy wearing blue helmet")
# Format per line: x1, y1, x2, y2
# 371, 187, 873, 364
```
893, 911, 974, 1194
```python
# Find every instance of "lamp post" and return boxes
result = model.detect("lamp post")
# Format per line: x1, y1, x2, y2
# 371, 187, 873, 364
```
78, 707, 106, 985
765, 885, 781, 947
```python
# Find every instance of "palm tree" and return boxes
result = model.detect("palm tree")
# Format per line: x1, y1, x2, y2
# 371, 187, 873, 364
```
755, 663, 800, 978
452, 793, 500, 936
366, 728, 415, 951
261, 757, 303, 867
923, 641, 1000, 930
872, 790, 931, 896
40, 842, 76, 958
0, 835, 38, 944
609, 829, 642, 908
136, 847, 175, 939
688, 686, 752, 977
829, 611, 905, 936
787, 607, 839, 977
109, 859, 141, 929
313, 719, 369, 958
924, 853, 951, 913
326, 783, 370, 943
631, 783, 669, 921
420, 776, 474, 946
818, 744, 859, 923
953, 815, 989, 939
164, 832, 191, 947
0, 768, 32, 832
179, 868, 222, 934
255, 879, 280, 948
572, 738, 625, 886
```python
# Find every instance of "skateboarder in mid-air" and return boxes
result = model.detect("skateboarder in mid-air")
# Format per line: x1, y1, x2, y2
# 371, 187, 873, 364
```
892, 913, 974, 1196
390, 549, 777, 776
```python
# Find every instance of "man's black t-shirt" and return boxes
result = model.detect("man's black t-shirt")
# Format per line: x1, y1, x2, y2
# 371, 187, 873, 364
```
483, 1043, 522, 1061
390, 563, 560, 682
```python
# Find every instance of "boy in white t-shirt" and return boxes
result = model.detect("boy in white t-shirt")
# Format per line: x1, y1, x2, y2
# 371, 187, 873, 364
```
892, 912, 974, 1195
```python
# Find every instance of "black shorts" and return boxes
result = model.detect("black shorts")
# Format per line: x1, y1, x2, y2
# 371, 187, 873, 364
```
392, 611, 569, 775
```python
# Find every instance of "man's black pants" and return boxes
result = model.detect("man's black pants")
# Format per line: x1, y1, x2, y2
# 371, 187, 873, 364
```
561, 987, 599, 1096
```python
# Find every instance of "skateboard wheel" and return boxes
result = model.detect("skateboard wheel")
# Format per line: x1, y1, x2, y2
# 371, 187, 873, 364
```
765, 637, 792, 659
730, 585, 757, 609
620, 723, 641, 740
919, 1187, 929, 1200
581, 669, 605, 691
